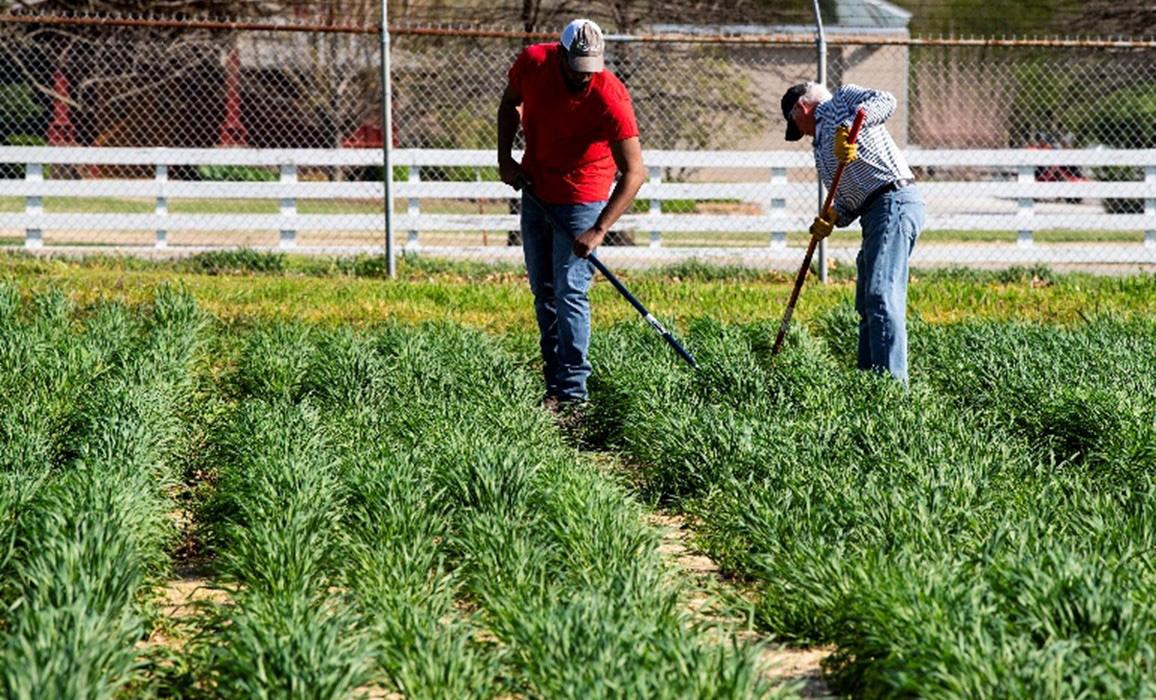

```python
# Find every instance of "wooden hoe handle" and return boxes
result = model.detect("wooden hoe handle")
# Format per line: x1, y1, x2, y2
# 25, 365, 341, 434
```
771, 107, 868, 358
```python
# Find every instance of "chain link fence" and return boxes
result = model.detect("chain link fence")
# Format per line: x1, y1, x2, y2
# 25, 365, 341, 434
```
0, 14, 1153, 271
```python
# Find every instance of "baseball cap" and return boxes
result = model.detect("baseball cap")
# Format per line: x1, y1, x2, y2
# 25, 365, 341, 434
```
781, 83, 807, 141
561, 19, 605, 73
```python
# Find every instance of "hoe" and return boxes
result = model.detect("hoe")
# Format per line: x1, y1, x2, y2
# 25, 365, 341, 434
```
771, 107, 867, 358
516, 179, 699, 369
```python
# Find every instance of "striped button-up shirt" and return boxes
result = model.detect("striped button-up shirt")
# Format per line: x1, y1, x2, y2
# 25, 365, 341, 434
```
813, 84, 914, 226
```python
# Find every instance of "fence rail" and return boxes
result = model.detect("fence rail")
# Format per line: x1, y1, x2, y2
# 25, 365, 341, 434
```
2, 147, 1154, 267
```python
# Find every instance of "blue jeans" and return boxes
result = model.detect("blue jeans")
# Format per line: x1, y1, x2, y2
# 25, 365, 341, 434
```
855, 185, 925, 384
521, 195, 602, 402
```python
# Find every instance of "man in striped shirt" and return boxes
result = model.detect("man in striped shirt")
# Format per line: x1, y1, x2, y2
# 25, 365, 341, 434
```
782, 82, 926, 384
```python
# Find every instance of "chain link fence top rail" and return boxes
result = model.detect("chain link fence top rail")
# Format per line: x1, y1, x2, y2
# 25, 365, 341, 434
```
0, 14, 1153, 271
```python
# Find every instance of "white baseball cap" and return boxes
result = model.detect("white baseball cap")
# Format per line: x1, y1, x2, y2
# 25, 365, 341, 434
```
560, 19, 605, 73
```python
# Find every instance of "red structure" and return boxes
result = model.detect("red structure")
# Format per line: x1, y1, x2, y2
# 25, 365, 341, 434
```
218, 47, 248, 147
47, 69, 77, 146
341, 123, 383, 148
341, 120, 399, 149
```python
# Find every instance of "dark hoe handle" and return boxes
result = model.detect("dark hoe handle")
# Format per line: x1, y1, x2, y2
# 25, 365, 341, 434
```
513, 177, 699, 369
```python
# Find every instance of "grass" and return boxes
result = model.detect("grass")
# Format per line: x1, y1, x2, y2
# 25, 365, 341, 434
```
2, 254, 1154, 697
0, 286, 205, 698
1, 252, 1153, 332
177, 320, 779, 698
0, 193, 1146, 243
579, 311, 1156, 697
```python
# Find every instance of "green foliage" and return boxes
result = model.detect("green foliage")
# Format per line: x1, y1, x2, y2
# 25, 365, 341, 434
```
4, 134, 46, 147
1007, 57, 1087, 147
0, 84, 44, 135
1074, 84, 1156, 213
10, 273, 1154, 697
644, 258, 775, 282
0, 286, 204, 698
895, 0, 1086, 37
182, 321, 771, 697
396, 253, 523, 280
195, 165, 279, 182
1075, 84, 1156, 149
586, 313, 1156, 696
175, 249, 286, 276
2, 134, 48, 179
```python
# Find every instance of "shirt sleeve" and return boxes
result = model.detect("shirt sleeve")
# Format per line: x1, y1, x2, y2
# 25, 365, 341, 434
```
602, 86, 640, 143
507, 48, 529, 92
836, 84, 897, 128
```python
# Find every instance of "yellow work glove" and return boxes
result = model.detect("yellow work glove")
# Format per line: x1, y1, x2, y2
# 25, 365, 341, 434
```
834, 125, 859, 164
809, 209, 837, 239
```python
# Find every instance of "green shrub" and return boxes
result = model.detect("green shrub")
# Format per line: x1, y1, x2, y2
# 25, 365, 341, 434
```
1093, 165, 1144, 214
176, 249, 286, 276
1075, 85, 1156, 214
195, 164, 278, 182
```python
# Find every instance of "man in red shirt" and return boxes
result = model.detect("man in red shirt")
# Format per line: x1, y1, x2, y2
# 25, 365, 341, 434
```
497, 18, 645, 408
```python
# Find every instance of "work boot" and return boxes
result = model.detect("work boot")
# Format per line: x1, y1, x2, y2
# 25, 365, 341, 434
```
554, 399, 589, 437
541, 394, 561, 414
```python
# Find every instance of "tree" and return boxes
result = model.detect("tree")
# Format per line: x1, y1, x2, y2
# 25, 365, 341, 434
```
243, 0, 382, 151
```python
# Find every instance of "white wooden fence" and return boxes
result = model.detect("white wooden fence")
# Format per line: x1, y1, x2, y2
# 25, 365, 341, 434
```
0, 146, 1153, 263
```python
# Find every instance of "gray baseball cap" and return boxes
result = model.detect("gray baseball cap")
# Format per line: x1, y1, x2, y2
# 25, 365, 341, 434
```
561, 19, 605, 73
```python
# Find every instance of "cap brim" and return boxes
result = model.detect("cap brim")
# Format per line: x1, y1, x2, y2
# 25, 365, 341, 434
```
785, 121, 803, 141
569, 55, 604, 73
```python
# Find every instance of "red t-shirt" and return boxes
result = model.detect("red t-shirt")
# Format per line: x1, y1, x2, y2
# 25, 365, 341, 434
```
507, 42, 639, 204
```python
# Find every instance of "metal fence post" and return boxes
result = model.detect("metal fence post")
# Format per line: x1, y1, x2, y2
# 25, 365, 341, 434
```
380, 0, 396, 277
813, 0, 828, 283
24, 163, 42, 249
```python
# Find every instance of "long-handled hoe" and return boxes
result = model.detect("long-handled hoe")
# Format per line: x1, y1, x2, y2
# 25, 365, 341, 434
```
771, 107, 867, 358
516, 180, 699, 369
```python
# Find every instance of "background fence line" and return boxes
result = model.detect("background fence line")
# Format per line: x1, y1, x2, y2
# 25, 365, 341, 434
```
4, 146, 1153, 274
0, 13, 1152, 272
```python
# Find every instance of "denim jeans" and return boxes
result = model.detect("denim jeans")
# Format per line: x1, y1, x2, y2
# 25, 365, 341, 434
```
521, 194, 603, 402
855, 185, 925, 384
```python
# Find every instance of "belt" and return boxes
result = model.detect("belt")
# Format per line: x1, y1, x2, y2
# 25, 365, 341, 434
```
851, 178, 914, 219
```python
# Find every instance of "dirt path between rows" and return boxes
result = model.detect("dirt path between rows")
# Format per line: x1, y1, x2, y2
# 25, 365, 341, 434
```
648, 513, 834, 698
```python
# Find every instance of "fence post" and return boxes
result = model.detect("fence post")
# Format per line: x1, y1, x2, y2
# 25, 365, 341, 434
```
1146, 166, 1155, 249
279, 164, 297, 249
379, 0, 396, 277
1016, 165, 1034, 247
770, 166, 787, 249
648, 165, 661, 248
406, 165, 420, 250
24, 163, 42, 249
155, 164, 168, 249
814, 0, 829, 282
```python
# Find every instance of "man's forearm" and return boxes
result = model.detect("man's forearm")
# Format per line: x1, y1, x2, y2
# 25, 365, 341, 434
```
496, 99, 519, 163
594, 169, 645, 233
